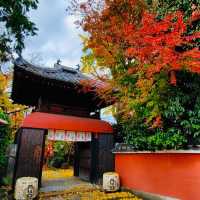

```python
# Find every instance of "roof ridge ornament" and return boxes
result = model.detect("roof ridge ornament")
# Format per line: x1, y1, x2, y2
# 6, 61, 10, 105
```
76, 64, 80, 71
56, 59, 61, 65
54, 59, 78, 74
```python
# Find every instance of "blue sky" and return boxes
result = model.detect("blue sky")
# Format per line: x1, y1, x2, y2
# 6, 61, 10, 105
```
23, 0, 83, 67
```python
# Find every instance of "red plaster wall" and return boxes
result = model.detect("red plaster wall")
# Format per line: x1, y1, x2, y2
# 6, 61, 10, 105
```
115, 153, 200, 200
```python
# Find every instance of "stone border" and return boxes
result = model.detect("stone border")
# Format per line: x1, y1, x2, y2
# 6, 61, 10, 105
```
113, 150, 200, 154
121, 187, 179, 200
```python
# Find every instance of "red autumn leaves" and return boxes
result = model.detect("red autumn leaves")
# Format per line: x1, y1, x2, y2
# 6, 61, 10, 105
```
124, 11, 200, 85
82, 3, 200, 86
78, 0, 200, 128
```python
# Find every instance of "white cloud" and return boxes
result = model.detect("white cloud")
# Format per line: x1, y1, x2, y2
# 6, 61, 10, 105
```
63, 16, 79, 33
23, 0, 84, 68
61, 58, 80, 68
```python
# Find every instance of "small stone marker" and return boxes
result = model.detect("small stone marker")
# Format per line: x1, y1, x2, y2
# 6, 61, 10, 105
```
103, 172, 120, 192
14, 177, 38, 200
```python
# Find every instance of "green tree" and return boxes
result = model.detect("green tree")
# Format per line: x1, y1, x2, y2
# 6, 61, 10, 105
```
71, 0, 200, 150
0, 0, 38, 62
0, 109, 11, 171
0, 0, 38, 185
0, 0, 38, 132
148, 0, 200, 18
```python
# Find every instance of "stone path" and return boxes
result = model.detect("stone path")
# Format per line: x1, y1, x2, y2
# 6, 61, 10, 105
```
39, 170, 142, 200
40, 177, 95, 193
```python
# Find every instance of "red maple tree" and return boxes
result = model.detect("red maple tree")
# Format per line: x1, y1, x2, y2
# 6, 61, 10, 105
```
123, 11, 200, 84
77, 0, 200, 126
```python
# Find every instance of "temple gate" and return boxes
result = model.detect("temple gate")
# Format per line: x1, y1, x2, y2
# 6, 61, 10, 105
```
11, 58, 114, 187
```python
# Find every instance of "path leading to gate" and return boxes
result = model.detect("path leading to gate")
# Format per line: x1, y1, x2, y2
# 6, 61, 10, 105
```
41, 168, 95, 192
39, 179, 141, 200
40, 176, 95, 193
40, 169, 142, 199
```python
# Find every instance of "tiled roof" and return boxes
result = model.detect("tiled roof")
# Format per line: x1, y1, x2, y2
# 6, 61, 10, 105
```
14, 57, 90, 85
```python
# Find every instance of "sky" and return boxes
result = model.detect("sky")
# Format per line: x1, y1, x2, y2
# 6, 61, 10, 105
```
23, 0, 83, 68
23, 0, 116, 123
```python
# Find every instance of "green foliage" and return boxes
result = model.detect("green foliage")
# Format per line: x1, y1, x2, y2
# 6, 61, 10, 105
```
0, 0, 38, 61
124, 123, 187, 151
48, 142, 74, 168
123, 71, 200, 150
1, 176, 12, 186
0, 188, 8, 200
119, 1, 200, 150
147, 129, 186, 151
147, 0, 200, 18
76, 0, 200, 151
0, 109, 11, 169
0, 0, 36, 136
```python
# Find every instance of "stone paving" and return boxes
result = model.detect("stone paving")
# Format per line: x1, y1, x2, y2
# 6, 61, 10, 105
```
39, 169, 142, 200
40, 176, 95, 193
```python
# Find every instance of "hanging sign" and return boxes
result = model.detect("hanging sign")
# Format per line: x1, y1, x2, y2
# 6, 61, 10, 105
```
47, 130, 91, 142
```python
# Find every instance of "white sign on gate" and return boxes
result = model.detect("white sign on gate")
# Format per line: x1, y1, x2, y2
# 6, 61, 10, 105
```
56, 130, 65, 141
66, 131, 76, 141
48, 129, 55, 140
47, 130, 91, 142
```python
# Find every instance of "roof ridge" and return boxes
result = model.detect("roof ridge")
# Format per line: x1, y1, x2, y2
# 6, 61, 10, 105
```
14, 57, 52, 70
14, 57, 83, 75
13, 57, 91, 84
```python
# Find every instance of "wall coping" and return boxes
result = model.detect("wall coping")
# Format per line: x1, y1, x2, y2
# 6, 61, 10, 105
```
122, 187, 179, 200
113, 150, 200, 154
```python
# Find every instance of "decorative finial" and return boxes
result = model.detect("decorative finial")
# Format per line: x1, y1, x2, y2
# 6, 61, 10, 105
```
57, 59, 61, 65
76, 64, 80, 71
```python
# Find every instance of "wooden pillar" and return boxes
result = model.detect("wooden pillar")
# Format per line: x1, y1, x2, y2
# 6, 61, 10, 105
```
73, 143, 80, 177
97, 134, 114, 183
13, 128, 46, 188
90, 134, 99, 183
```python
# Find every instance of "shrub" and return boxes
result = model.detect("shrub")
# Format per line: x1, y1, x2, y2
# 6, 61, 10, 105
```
0, 109, 11, 184
123, 71, 200, 150
48, 141, 74, 168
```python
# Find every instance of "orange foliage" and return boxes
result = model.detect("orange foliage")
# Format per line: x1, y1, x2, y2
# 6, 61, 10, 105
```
123, 11, 200, 79
44, 142, 54, 160
78, 0, 200, 127
81, 0, 199, 84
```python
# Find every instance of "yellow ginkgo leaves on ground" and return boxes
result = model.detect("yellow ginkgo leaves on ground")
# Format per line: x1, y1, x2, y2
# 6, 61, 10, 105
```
41, 168, 142, 199
39, 185, 142, 200
42, 168, 74, 180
